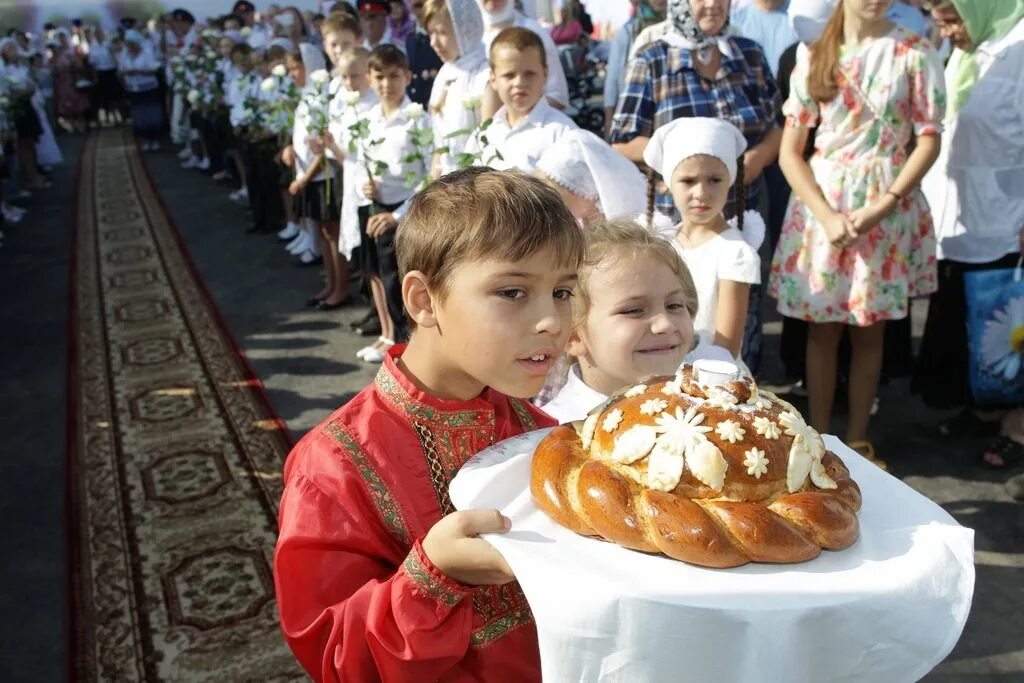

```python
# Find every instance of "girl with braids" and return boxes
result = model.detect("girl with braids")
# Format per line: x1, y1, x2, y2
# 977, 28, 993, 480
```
644, 117, 764, 363
768, 0, 945, 468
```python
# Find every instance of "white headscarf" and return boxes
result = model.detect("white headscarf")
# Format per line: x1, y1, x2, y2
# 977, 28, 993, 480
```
788, 0, 837, 44
643, 116, 747, 186
477, 0, 516, 26
661, 0, 733, 63
537, 130, 648, 220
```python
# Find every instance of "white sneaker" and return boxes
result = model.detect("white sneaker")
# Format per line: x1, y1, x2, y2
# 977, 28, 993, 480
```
287, 232, 309, 254
148, 141, 160, 151
297, 249, 318, 265
197, 157, 211, 171
356, 345, 377, 360
230, 187, 249, 202
177, 147, 192, 160
359, 347, 387, 363
181, 156, 200, 169
277, 222, 300, 240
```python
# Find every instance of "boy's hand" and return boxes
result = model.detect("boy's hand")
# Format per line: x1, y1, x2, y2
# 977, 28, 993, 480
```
366, 212, 398, 237
288, 178, 306, 196
421, 510, 515, 586
307, 135, 324, 155
363, 179, 380, 200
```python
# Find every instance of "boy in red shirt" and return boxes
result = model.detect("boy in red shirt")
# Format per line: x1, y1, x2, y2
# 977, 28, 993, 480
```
274, 168, 583, 681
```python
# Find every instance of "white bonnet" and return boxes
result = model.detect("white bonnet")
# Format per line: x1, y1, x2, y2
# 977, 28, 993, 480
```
643, 117, 747, 185
788, 0, 837, 44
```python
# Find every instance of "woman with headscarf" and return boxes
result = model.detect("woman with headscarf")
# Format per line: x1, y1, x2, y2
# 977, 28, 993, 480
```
770, 0, 945, 468
423, 0, 491, 175
912, 0, 1024, 469
602, 0, 667, 135
388, 0, 417, 44
118, 30, 165, 150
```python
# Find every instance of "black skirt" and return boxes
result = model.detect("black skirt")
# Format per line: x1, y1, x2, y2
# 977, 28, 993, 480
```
298, 178, 341, 221
95, 69, 123, 103
12, 97, 42, 141
911, 253, 1021, 409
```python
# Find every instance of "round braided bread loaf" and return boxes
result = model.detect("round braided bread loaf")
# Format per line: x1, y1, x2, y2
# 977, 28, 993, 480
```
531, 364, 862, 568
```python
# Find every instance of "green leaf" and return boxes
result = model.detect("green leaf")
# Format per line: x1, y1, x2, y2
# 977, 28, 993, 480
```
443, 128, 471, 139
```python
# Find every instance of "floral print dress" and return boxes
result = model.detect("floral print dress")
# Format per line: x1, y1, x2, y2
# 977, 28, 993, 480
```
769, 28, 945, 326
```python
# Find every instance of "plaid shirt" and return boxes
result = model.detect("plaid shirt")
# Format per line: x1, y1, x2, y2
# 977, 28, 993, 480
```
610, 36, 782, 216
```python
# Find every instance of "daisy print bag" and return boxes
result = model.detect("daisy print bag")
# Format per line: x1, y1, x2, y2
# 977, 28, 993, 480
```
964, 257, 1024, 406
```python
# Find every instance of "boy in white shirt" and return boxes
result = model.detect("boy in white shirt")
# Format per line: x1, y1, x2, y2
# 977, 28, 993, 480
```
468, 26, 576, 171
356, 45, 432, 362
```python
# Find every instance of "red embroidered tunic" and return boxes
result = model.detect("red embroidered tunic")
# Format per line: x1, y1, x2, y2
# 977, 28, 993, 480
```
274, 345, 554, 682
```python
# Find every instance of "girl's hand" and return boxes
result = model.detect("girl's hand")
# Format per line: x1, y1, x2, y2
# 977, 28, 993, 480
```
822, 212, 858, 249
849, 195, 897, 236
362, 179, 380, 200
307, 135, 324, 155
288, 178, 305, 196
421, 510, 515, 586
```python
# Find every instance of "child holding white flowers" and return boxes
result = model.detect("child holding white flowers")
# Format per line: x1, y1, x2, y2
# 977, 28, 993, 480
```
643, 117, 764, 363
354, 44, 432, 362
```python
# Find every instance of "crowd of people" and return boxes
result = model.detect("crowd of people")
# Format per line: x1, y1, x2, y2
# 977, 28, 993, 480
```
2, 0, 1022, 470
1, 0, 1020, 677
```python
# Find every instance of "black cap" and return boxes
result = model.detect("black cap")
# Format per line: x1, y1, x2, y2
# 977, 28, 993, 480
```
233, 1, 256, 13
119, 17, 137, 29
171, 9, 196, 23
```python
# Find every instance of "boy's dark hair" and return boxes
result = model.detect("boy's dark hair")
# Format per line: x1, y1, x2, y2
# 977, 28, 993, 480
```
321, 12, 362, 39
230, 42, 253, 59
397, 167, 585, 312
265, 43, 288, 63
368, 43, 408, 73
489, 26, 547, 67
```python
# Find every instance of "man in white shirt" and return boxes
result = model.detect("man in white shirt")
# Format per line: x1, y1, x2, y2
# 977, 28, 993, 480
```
730, 0, 798, 76
479, 0, 569, 108
468, 26, 576, 170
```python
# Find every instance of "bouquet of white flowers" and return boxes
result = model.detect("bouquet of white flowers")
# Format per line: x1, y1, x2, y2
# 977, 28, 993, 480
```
259, 68, 301, 137
435, 95, 502, 170
399, 102, 433, 192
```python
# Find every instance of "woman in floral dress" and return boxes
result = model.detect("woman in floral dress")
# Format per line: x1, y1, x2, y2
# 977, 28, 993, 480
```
769, 0, 945, 466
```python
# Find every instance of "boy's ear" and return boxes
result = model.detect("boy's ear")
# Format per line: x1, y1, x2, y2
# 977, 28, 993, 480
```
403, 270, 438, 328
565, 329, 587, 359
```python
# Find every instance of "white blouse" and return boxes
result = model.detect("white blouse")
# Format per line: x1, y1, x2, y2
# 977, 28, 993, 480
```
466, 98, 577, 172
922, 18, 1024, 264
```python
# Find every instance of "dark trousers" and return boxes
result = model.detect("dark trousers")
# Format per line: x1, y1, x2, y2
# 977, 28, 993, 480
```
358, 202, 407, 341
242, 140, 285, 233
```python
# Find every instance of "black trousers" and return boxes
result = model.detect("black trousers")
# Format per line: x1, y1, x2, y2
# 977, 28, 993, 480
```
358, 202, 407, 341
242, 139, 285, 233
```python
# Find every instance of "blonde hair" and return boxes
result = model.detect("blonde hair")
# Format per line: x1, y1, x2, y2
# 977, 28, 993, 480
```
573, 217, 698, 328
423, 0, 450, 30
337, 46, 370, 71
397, 167, 585, 317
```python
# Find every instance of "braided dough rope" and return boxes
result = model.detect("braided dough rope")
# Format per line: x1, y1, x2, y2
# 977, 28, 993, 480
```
531, 366, 862, 568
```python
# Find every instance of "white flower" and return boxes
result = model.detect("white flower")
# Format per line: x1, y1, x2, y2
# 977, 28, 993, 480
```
743, 447, 768, 479
715, 420, 746, 444
610, 425, 658, 464
309, 68, 330, 85
704, 387, 739, 411
201, 29, 217, 39
272, 64, 287, 78
981, 295, 1024, 381
624, 383, 648, 398
661, 378, 684, 397
602, 408, 624, 433
639, 398, 668, 416
186, 89, 201, 103
653, 406, 712, 446
240, 107, 254, 120
342, 90, 361, 106
461, 94, 482, 110
260, 76, 276, 92
205, 50, 217, 60
403, 102, 425, 120
240, 27, 252, 37
747, 392, 772, 410
647, 437, 686, 492
752, 416, 781, 440
779, 411, 824, 461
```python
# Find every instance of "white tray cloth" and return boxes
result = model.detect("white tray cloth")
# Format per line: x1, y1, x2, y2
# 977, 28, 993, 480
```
450, 429, 975, 683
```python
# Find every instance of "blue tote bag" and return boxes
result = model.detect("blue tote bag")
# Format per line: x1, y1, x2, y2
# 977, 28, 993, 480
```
964, 257, 1024, 406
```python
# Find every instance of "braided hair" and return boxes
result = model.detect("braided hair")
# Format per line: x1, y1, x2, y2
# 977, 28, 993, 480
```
733, 154, 746, 232
645, 168, 657, 230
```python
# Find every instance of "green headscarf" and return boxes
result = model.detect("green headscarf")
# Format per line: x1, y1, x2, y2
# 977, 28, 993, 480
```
946, 0, 1024, 116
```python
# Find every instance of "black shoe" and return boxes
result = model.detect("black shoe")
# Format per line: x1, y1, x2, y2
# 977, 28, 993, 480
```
349, 309, 378, 330
306, 296, 325, 307
317, 297, 352, 311
296, 255, 323, 268
356, 319, 382, 337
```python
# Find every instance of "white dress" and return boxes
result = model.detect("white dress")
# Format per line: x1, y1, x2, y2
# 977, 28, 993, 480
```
671, 225, 761, 347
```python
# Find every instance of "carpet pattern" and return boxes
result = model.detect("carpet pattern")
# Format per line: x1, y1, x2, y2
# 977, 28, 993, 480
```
69, 130, 302, 680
